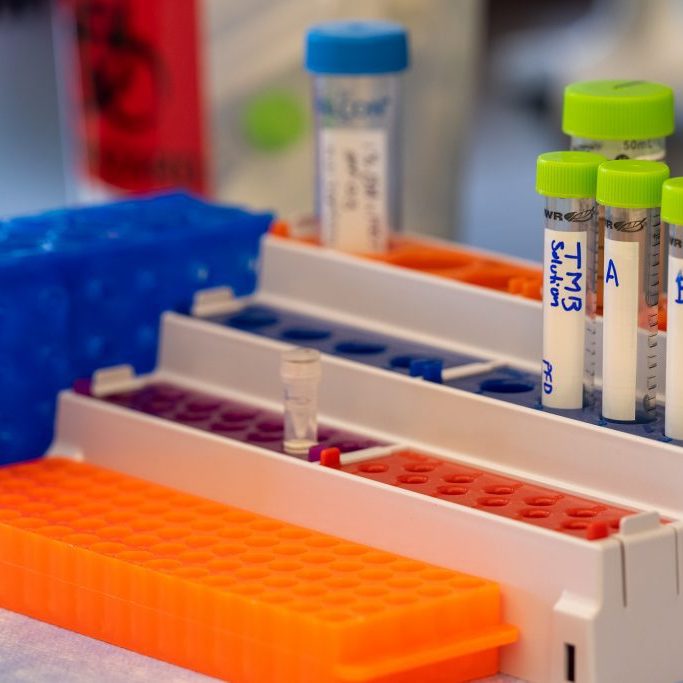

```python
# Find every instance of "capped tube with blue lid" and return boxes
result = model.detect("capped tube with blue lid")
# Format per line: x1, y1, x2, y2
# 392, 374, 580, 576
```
305, 21, 409, 253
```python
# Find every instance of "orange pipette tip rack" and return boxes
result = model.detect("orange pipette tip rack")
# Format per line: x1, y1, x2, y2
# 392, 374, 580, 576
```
0, 458, 517, 683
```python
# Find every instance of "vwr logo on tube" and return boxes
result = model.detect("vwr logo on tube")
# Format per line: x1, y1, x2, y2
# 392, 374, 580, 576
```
315, 95, 391, 122
543, 207, 596, 223
605, 218, 647, 232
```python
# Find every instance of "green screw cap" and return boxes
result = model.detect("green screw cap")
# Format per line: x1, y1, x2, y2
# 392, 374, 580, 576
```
563, 80, 674, 140
596, 160, 669, 209
536, 151, 606, 198
661, 178, 683, 225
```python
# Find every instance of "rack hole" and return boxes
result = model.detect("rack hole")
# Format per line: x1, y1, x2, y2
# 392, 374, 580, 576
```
525, 495, 560, 507
281, 327, 331, 341
220, 409, 259, 422
521, 508, 551, 519
397, 474, 429, 485
358, 462, 389, 474
477, 496, 509, 507
335, 341, 387, 355
443, 474, 476, 484
565, 643, 576, 681
436, 485, 468, 496
566, 507, 603, 518
404, 463, 435, 473
389, 354, 441, 369
229, 309, 279, 328
480, 378, 534, 394
483, 485, 515, 495
562, 519, 589, 531
186, 399, 221, 412
256, 420, 284, 433
210, 422, 247, 433
328, 440, 364, 453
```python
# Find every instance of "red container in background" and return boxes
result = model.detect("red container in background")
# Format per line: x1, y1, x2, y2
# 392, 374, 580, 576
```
58, 0, 207, 195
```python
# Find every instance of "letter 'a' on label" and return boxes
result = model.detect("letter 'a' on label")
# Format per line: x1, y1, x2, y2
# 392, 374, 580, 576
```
602, 238, 639, 421
542, 229, 586, 409
320, 128, 388, 253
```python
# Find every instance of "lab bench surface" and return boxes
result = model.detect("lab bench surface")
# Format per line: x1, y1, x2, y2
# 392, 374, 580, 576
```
0, 608, 523, 683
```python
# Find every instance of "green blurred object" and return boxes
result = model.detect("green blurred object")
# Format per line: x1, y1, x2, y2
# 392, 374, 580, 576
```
242, 89, 308, 151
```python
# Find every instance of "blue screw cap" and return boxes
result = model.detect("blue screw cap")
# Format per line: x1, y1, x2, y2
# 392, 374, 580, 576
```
305, 21, 409, 75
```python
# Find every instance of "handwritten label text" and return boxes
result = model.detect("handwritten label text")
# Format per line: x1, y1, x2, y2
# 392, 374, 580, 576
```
548, 239, 583, 312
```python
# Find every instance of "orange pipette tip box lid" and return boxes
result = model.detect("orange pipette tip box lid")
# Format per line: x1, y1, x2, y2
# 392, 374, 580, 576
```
0, 458, 517, 683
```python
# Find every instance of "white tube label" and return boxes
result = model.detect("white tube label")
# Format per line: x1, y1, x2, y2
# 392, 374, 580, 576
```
542, 229, 586, 408
602, 238, 639, 420
666, 254, 683, 437
320, 128, 388, 252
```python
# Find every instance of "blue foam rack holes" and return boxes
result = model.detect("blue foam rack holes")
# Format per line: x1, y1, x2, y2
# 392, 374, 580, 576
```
0, 193, 272, 463
214, 304, 681, 447
214, 304, 481, 372
447, 365, 677, 445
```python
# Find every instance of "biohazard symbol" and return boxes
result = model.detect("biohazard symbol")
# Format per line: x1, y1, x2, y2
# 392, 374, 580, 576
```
74, 0, 168, 132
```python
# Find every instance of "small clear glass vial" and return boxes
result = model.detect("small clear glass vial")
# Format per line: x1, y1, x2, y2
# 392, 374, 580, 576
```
281, 347, 322, 456
305, 21, 409, 253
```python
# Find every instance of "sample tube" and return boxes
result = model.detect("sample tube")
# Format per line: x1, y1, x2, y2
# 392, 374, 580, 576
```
536, 151, 605, 409
281, 347, 322, 456
596, 160, 669, 422
305, 21, 409, 253
563, 80, 675, 303
661, 179, 683, 438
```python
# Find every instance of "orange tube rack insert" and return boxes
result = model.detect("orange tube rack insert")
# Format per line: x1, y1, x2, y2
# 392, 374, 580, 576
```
0, 458, 517, 683
269, 220, 543, 301
269, 222, 673, 328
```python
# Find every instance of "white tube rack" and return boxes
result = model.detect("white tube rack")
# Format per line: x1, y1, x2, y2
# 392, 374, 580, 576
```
52, 291, 683, 683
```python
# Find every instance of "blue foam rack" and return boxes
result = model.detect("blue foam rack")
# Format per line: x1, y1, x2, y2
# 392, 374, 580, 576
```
0, 193, 272, 463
